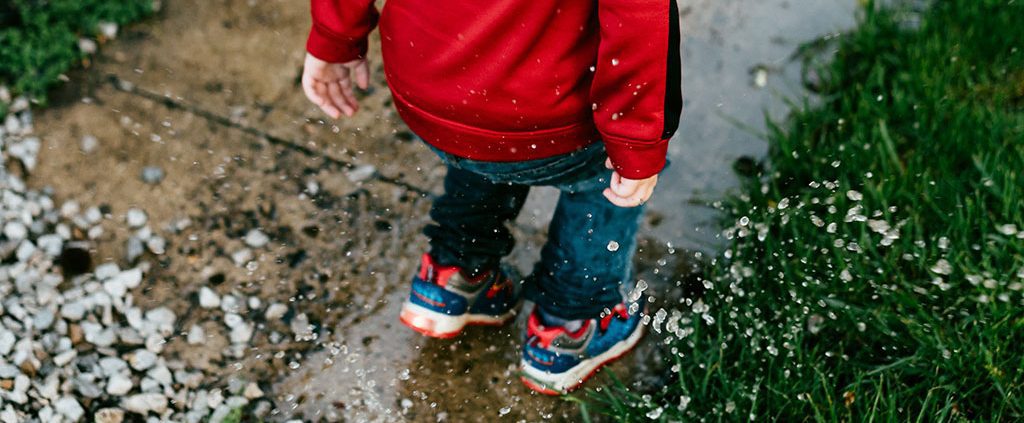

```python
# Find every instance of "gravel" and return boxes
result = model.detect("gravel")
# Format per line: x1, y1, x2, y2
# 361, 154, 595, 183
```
0, 103, 256, 421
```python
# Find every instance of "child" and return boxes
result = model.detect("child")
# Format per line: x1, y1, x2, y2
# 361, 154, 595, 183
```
302, 0, 681, 394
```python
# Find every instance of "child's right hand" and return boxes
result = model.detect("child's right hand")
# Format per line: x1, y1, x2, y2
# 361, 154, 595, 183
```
301, 53, 370, 118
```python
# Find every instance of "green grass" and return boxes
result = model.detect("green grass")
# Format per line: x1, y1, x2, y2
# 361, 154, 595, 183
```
0, 0, 154, 114
592, 0, 1024, 421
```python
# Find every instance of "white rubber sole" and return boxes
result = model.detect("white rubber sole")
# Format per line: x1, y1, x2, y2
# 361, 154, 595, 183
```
520, 321, 646, 394
400, 301, 516, 338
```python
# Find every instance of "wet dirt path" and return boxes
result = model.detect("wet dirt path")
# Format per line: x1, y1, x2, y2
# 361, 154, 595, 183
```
26, 0, 855, 421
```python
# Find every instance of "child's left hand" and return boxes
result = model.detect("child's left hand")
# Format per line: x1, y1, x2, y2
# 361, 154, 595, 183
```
602, 158, 658, 208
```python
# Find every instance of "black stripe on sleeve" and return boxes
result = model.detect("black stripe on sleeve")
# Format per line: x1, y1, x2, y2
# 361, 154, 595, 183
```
662, 0, 683, 139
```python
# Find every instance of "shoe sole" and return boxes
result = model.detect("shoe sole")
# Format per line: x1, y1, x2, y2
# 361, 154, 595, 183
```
399, 301, 517, 339
519, 320, 646, 395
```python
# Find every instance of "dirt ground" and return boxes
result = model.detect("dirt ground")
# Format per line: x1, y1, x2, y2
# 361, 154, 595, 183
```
29, 0, 700, 421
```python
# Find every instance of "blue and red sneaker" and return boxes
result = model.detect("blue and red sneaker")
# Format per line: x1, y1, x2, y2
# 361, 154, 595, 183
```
399, 253, 519, 338
519, 295, 647, 395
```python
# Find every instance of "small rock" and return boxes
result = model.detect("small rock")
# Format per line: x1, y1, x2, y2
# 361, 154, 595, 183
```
144, 307, 175, 335
147, 365, 173, 387
94, 408, 126, 423
243, 382, 263, 399
128, 349, 158, 371
230, 322, 253, 344
98, 21, 119, 39
60, 301, 87, 321
231, 249, 253, 266
53, 349, 77, 366
3, 221, 27, 241
346, 164, 376, 183
223, 313, 243, 329
83, 323, 116, 347
264, 303, 288, 320
244, 229, 270, 248
187, 325, 205, 345
99, 357, 129, 377
140, 166, 164, 184
81, 135, 99, 153
106, 374, 133, 395
126, 208, 148, 228
121, 393, 168, 415
146, 236, 166, 254
95, 262, 121, 280
54, 397, 85, 421
32, 310, 55, 330
0, 330, 16, 356
209, 405, 232, 423
126, 237, 145, 262
198, 287, 220, 309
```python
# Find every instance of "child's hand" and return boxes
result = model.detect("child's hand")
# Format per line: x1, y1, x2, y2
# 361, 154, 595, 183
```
301, 53, 370, 118
602, 158, 658, 207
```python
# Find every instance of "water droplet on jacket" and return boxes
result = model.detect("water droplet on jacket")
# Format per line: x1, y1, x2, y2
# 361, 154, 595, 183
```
607, 240, 620, 252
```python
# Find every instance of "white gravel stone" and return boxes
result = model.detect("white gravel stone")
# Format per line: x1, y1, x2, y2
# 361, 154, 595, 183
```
3, 221, 27, 241
346, 164, 376, 182
99, 357, 129, 377
53, 349, 77, 366
81, 135, 99, 153
243, 382, 264, 399
95, 262, 121, 280
54, 397, 85, 421
114, 268, 144, 289
146, 236, 166, 254
147, 365, 173, 387
219, 295, 240, 313
78, 37, 98, 54
187, 325, 206, 345
32, 309, 55, 330
126, 236, 145, 262
0, 329, 15, 356
121, 393, 168, 415
94, 408, 126, 423
198, 287, 220, 309
231, 248, 253, 266
244, 229, 270, 248
223, 313, 243, 329
230, 322, 253, 344
60, 301, 87, 321
129, 349, 158, 371
125, 208, 148, 228
264, 303, 288, 320
144, 307, 175, 335
106, 374, 134, 395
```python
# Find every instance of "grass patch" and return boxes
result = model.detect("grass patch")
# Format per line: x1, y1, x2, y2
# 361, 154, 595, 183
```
592, 0, 1024, 420
0, 0, 154, 113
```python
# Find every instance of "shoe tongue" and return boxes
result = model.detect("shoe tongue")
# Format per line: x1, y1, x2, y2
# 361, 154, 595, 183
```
528, 312, 590, 348
418, 254, 468, 287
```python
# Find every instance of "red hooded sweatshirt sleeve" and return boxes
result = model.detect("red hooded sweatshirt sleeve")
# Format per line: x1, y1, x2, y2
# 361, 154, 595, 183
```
308, 0, 682, 179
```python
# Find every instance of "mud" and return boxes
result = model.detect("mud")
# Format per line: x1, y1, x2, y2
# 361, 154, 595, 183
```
26, 0, 855, 421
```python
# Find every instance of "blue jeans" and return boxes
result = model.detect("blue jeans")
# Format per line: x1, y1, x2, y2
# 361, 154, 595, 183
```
423, 141, 645, 320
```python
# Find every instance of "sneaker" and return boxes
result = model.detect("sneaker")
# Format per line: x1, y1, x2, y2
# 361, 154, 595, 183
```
519, 296, 647, 395
399, 253, 519, 338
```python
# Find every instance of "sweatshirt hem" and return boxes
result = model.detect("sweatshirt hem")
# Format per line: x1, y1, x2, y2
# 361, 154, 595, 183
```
391, 91, 599, 162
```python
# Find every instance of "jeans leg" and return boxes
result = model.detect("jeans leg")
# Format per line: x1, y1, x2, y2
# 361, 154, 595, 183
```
526, 188, 644, 320
423, 165, 529, 274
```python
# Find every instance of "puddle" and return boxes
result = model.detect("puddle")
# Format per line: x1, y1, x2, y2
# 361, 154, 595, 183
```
647, 0, 857, 252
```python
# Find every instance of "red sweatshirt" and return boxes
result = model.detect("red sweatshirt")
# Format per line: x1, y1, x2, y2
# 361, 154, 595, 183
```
307, 0, 682, 179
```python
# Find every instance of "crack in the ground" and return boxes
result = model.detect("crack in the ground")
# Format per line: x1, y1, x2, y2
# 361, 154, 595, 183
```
104, 74, 433, 197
